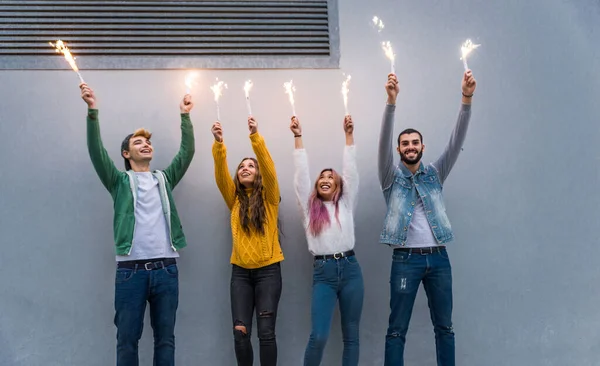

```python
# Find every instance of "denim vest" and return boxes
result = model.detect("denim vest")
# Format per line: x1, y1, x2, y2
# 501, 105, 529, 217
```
380, 162, 453, 246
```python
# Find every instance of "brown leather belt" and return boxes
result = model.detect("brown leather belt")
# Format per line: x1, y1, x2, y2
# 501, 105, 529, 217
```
393, 246, 446, 255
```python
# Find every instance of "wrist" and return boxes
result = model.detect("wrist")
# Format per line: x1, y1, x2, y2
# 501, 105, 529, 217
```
294, 134, 302, 138
386, 97, 396, 105
462, 91, 473, 98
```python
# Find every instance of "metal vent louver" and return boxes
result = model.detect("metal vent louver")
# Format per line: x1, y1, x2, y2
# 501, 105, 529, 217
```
0, 0, 339, 69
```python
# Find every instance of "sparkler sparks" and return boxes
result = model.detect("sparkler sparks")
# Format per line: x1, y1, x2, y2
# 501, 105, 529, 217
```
244, 80, 253, 116
341, 74, 351, 116
381, 41, 396, 74
210, 78, 227, 121
283, 80, 297, 116
460, 39, 481, 71
372, 16, 385, 32
184, 72, 198, 94
49, 40, 84, 83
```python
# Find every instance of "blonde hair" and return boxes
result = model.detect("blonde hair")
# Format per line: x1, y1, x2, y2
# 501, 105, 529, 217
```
121, 128, 152, 170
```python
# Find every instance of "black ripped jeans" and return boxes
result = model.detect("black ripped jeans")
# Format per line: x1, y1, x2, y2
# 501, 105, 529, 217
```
231, 262, 282, 366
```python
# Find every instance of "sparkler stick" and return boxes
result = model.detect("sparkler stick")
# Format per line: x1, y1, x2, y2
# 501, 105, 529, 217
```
49, 40, 84, 84
460, 39, 481, 71
283, 80, 296, 116
210, 78, 227, 121
341, 74, 351, 116
244, 80, 253, 116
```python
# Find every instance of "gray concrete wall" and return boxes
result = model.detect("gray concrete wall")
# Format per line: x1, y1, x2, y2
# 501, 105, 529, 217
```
0, 0, 598, 365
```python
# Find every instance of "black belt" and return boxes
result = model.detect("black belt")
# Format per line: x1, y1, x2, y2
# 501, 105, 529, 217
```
117, 258, 177, 270
314, 250, 355, 261
394, 246, 445, 255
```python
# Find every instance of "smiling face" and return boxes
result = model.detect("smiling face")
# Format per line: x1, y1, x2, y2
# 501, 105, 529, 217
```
237, 158, 257, 188
122, 129, 153, 168
315, 169, 340, 201
397, 132, 424, 165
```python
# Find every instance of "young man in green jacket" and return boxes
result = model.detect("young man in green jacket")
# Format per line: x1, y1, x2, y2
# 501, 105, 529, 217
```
80, 83, 195, 366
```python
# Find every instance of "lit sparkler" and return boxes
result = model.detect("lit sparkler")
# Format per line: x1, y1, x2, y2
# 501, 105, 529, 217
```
184, 72, 198, 94
381, 41, 396, 75
210, 78, 227, 121
49, 40, 84, 84
460, 39, 480, 71
244, 80, 253, 116
283, 80, 296, 116
341, 74, 351, 116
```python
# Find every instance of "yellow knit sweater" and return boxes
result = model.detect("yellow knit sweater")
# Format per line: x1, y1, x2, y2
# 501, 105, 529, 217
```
212, 132, 284, 269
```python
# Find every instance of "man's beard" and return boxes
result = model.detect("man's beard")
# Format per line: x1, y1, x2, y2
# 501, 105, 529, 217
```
400, 149, 423, 165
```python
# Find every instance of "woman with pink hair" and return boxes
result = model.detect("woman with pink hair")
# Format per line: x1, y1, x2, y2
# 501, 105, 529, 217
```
290, 115, 364, 366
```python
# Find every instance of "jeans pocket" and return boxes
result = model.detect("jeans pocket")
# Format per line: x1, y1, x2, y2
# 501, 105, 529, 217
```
438, 248, 450, 260
345, 256, 360, 266
393, 251, 411, 263
115, 268, 134, 284
313, 259, 326, 271
164, 264, 178, 278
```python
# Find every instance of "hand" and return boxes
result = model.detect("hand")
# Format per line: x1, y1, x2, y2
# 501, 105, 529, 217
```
80, 83, 96, 109
385, 73, 400, 104
343, 115, 354, 135
248, 117, 258, 135
289, 116, 302, 136
180, 94, 193, 113
211, 122, 223, 142
462, 70, 477, 96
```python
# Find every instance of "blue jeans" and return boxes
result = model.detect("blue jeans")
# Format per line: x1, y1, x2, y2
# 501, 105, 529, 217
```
384, 248, 454, 366
304, 255, 364, 366
114, 263, 179, 366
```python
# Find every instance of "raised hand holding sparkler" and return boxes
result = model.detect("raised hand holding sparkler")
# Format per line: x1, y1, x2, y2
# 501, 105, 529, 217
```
283, 80, 297, 116
289, 116, 303, 148
80, 83, 96, 109
180, 94, 194, 114
248, 116, 258, 135
461, 70, 477, 102
460, 39, 481, 71
211, 121, 223, 143
244, 80, 253, 116
343, 115, 354, 134
50, 40, 84, 84
341, 74, 351, 116
385, 73, 400, 105
210, 78, 227, 121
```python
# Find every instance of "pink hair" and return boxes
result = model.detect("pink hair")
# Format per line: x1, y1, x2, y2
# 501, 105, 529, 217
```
308, 168, 344, 237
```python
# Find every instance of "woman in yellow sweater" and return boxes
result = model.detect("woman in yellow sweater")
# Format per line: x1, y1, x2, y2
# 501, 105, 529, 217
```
211, 116, 284, 366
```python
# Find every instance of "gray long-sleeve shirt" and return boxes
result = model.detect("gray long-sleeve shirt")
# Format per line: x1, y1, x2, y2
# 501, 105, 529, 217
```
378, 102, 472, 247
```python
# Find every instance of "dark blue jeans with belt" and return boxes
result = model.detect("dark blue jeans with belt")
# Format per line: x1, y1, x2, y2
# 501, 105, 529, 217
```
384, 247, 454, 366
114, 259, 179, 366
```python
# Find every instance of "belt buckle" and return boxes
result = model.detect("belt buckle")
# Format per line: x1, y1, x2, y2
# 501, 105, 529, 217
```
333, 252, 342, 260
144, 262, 154, 270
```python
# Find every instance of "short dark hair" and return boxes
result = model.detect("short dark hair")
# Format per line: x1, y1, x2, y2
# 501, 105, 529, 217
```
120, 128, 152, 171
397, 128, 423, 146
121, 134, 134, 170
